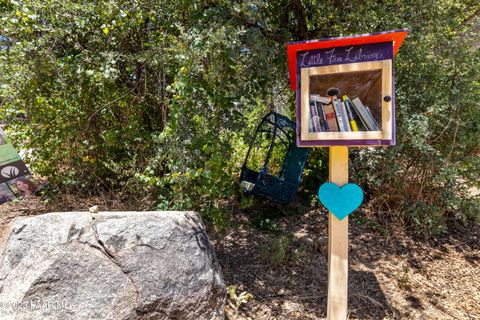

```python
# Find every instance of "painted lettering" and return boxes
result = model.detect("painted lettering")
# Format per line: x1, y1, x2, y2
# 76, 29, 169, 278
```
299, 51, 310, 67
325, 49, 343, 64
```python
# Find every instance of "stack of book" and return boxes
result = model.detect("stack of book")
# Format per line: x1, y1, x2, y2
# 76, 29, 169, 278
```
308, 94, 380, 133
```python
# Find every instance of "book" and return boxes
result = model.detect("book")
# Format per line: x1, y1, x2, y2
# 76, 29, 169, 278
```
366, 106, 381, 130
310, 95, 331, 132
342, 96, 359, 132
309, 100, 322, 132
343, 95, 368, 131
351, 97, 380, 131
316, 100, 328, 132
310, 94, 331, 105
340, 102, 352, 132
317, 103, 329, 132
323, 103, 339, 132
332, 98, 349, 132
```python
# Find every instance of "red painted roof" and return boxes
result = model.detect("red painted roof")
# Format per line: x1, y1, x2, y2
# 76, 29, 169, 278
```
287, 29, 409, 90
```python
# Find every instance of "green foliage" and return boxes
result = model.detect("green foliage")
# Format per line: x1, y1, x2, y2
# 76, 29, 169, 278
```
227, 285, 254, 310
348, 1, 480, 234
1, 0, 479, 234
260, 234, 290, 266
260, 233, 306, 266
253, 217, 279, 233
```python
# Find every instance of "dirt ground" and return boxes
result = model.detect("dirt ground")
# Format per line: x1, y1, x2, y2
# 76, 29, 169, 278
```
215, 204, 479, 320
0, 196, 479, 320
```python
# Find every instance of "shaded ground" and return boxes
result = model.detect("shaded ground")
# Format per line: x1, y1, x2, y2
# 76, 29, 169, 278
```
1, 197, 479, 319
214, 205, 480, 320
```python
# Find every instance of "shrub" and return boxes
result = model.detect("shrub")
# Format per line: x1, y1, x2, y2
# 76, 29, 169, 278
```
1, 0, 479, 234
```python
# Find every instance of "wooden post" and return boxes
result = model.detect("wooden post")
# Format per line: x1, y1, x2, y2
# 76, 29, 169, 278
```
327, 146, 349, 320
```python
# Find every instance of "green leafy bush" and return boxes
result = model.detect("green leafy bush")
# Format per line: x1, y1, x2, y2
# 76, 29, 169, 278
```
1, 0, 479, 234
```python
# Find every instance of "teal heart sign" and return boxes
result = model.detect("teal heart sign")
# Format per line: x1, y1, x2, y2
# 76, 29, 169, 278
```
318, 182, 364, 220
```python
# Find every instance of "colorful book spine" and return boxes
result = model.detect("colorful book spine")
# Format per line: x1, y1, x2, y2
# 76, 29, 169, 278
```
342, 96, 359, 132
333, 98, 349, 132
315, 100, 328, 132
351, 97, 380, 131
323, 103, 339, 132
340, 102, 352, 132
317, 103, 329, 132
343, 96, 367, 130
309, 100, 322, 132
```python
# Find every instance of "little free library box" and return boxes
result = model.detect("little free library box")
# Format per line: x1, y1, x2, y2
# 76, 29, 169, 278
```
287, 29, 408, 147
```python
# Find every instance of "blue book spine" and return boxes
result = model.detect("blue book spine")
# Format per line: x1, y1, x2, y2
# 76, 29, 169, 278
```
333, 98, 348, 132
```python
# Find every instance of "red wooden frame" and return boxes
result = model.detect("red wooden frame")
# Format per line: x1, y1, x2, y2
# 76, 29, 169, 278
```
287, 29, 409, 90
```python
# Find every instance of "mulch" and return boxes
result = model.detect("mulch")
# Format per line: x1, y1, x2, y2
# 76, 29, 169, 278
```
214, 204, 480, 320
1, 196, 479, 320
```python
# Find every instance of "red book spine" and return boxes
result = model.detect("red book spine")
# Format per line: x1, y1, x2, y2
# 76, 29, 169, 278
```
323, 103, 339, 132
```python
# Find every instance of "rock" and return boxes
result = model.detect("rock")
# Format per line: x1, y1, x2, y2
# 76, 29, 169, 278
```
0, 211, 226, 320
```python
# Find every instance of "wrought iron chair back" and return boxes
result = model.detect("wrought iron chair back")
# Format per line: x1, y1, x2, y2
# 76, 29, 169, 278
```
240, 112, 309, 204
